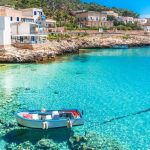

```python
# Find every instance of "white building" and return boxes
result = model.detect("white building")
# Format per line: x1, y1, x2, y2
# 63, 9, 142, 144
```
143, 23, 150, 32
117, 16, 135, 24
0, 6, 58, 48
21, 8, 46, 29
11, 22, 38, 35
134, 18, 147, 25
0, 6, 22, 23
0, 16, 11, 48
21, 8, 44, 22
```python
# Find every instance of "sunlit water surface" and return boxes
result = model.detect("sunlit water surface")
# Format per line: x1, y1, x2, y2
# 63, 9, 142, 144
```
0, 47, 150, 149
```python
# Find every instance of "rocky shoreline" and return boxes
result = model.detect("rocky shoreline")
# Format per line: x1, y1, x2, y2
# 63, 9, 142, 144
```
0, 34, 150, 63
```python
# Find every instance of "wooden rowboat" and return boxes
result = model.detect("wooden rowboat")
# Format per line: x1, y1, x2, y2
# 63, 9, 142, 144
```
16, 109, 84, 129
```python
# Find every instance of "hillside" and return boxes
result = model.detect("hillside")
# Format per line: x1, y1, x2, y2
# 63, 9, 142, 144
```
0, 0, 139, 27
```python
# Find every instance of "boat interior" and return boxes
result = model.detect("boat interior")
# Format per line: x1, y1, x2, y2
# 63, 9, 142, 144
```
18, 110, 81, 120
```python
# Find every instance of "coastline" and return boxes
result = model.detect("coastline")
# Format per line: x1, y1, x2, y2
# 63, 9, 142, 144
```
0, 33, 150, 63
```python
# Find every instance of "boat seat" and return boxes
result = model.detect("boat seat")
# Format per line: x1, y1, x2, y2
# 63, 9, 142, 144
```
46, 115, 52, 120
32, 114, 39, 120
52, 111, 59, 116
23, 113, 32, 119
52, 111, 59, 119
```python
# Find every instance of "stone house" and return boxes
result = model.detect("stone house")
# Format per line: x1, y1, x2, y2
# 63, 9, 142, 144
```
76, 11, 113, 28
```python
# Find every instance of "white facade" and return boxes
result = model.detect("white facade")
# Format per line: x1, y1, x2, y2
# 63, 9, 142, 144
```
144, 26, 150, 32
0, 16, 11, 47
117, 16, 134, 24
11, 22, 38, 35
134, 18, 147, 25
21, 8, 44, 22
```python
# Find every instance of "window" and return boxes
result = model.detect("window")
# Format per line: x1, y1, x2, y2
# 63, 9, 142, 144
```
96, 17, 99, 21
17, 17, 19, 21
34, 11, 37, 15
10, 17, 13, 21
41, 12, 42, 15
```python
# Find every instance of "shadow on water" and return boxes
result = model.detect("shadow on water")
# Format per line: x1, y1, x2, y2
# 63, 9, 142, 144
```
101, 108, 150, 125
73, 55, 89, 63
3, 128, 74, 145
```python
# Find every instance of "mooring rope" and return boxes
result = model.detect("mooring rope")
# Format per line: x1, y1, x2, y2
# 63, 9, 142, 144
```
85, 107, 150, 126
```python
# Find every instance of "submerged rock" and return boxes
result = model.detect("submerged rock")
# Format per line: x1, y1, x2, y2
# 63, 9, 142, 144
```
1, 34, 150, 63
5, 141, 34, 150
36, 138, 59, 150
54, 91, 59, 95
68, 132, 125, 150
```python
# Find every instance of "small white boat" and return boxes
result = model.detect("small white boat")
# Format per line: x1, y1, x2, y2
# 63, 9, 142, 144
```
16, 109, 84, 129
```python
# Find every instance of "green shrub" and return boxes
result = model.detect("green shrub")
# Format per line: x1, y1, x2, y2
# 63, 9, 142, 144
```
122, 35, 130, 39
47, 33, 71, 40
65, 23, 78, 30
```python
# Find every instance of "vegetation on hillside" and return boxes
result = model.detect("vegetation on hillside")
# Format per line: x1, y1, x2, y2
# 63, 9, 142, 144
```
0, 0, 139, 28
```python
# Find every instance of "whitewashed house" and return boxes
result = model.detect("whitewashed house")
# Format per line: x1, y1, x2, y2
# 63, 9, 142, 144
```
0, 16, 11, 48
117, 16, 134, 24
11, 22, 38, 35
21, 8, 45, 22
21, 8, 46, 34
0, 6, 57, 48
134, 18, 147, 26
11, 22, 47, 44
143, 23, 150, 32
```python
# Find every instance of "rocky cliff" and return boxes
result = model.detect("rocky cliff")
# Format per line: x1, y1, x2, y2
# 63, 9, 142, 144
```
0, 34, 150, 63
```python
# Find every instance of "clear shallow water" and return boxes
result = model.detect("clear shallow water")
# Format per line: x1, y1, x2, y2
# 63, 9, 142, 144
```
0, 47, 150, 149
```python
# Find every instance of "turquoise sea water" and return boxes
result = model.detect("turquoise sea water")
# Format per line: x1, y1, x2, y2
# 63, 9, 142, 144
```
0, 47, 150, 149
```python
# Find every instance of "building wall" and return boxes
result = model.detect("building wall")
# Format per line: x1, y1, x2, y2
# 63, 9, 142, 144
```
76, 11, 107, 22
117, 16, 134, 24
76, 11, 111, 28
21, 9, 33, 17
21, 8, 43, 22
86, 21, 113, 28
0, 16, 11, 47
144, 26, 150, 32
0, 7, 22, 23
11, 22, 37, 35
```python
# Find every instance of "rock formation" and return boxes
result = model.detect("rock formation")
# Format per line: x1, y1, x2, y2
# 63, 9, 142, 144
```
0, 34, 150, 63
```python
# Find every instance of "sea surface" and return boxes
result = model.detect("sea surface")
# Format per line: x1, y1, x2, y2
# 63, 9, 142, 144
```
0, 47, 150, 149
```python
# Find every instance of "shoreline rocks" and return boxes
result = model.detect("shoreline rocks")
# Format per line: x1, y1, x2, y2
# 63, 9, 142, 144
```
0, 34, 150, 63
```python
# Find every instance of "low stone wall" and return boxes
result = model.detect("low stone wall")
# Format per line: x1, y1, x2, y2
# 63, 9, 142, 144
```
12, 43, 50, 50
1, 34, 150, 63
0, 44, 12, 49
